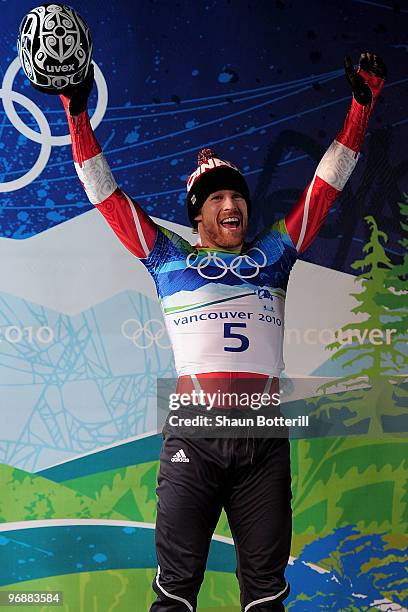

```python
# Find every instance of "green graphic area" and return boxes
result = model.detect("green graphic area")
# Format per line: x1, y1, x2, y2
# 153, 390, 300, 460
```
0, 459, 231, 539
0, 570, 240, 611
2, 438, 407, 551
291, 437, 408, 553
0, 462, 158, 524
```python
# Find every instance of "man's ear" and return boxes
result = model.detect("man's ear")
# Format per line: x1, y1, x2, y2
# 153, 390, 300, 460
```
192, 208, 202, 234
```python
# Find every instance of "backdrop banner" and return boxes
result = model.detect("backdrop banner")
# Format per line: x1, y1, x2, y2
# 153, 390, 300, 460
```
0, 1, 407, 610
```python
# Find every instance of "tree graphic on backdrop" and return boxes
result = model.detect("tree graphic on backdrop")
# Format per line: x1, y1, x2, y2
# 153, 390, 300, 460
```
290, 204, 408, 592
308, 213, 407, 436
376, 193, 408, 338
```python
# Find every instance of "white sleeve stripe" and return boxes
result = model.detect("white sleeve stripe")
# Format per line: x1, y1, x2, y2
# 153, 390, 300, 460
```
74, 153, 117, 205
295, 176, 315, 252
316, 139, 359, 191
123, 192, 150, 257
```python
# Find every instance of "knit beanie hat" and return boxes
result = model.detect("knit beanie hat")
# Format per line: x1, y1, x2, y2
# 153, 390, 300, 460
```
186, 148, 251, 229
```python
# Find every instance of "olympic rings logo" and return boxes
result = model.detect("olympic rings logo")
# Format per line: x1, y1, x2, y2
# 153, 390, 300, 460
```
121, 319, 171, 350
0, 57, 108, 193
186, 247, 267, 280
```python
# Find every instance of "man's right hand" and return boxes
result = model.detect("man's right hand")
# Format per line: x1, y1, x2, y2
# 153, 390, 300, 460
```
59, 64, 95, 116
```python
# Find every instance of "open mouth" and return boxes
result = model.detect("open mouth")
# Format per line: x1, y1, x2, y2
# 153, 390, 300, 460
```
219, 216, 241, 229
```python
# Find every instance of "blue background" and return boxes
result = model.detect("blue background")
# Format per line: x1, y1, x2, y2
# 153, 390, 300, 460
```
1, 0, 407, 272
0, 3, 407, 609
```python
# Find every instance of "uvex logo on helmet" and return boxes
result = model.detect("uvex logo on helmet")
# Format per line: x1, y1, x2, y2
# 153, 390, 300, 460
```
45, 63, 75, 72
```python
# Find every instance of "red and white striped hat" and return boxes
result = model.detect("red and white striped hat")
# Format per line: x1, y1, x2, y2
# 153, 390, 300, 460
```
186, 148, 251, 228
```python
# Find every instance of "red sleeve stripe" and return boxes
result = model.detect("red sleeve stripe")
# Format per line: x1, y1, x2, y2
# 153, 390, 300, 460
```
284, 74, 384, 255
292, 140, 356, 251
287, 175, 341, 253
123, 192, 151, 257
335, 96, 370, 153
95, 188, 157, 258
74, 153, 117, 205
59, 96, 102, 164
61, 96, 157, 259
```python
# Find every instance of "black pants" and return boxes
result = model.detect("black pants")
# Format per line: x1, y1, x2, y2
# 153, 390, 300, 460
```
150, 421, 292, 611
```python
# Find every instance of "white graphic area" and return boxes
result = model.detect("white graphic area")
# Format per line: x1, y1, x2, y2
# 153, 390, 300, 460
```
284, 262, 361, 376
0, 211, 194, 314
0, 212, 367, 470
0, 209, 362, 365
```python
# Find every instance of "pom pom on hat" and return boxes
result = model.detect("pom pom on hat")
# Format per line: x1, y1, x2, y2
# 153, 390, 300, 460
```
197, 148, 218, 164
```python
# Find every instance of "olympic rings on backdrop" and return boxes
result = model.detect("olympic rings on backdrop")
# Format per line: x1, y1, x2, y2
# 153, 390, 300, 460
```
0, 88, 51, 193
121, 319, 171, 350
0, 57, 108, 192
186, 247, 267, 280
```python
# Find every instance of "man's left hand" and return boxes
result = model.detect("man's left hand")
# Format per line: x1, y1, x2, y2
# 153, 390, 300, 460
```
344, 52, 387, 106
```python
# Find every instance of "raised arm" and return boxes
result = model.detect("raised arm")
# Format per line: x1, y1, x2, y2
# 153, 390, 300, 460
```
60, 67, 157, 258
285, 52, 386, 254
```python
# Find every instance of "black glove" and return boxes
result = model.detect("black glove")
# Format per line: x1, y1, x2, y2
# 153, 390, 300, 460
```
62, 63, 95, 116
344, 52, 387, 106
31, 64, 95, 116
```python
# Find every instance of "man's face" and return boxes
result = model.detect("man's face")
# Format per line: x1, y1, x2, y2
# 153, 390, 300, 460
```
194, 190, 248, 250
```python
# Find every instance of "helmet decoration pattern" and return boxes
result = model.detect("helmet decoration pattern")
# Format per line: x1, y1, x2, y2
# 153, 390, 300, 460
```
17, 3, 93, 92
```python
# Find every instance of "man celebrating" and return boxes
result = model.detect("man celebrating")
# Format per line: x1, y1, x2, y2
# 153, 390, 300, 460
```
57, 53, 385, 611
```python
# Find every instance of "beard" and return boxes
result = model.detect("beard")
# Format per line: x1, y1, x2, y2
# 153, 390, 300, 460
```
200, 219, 246, 249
